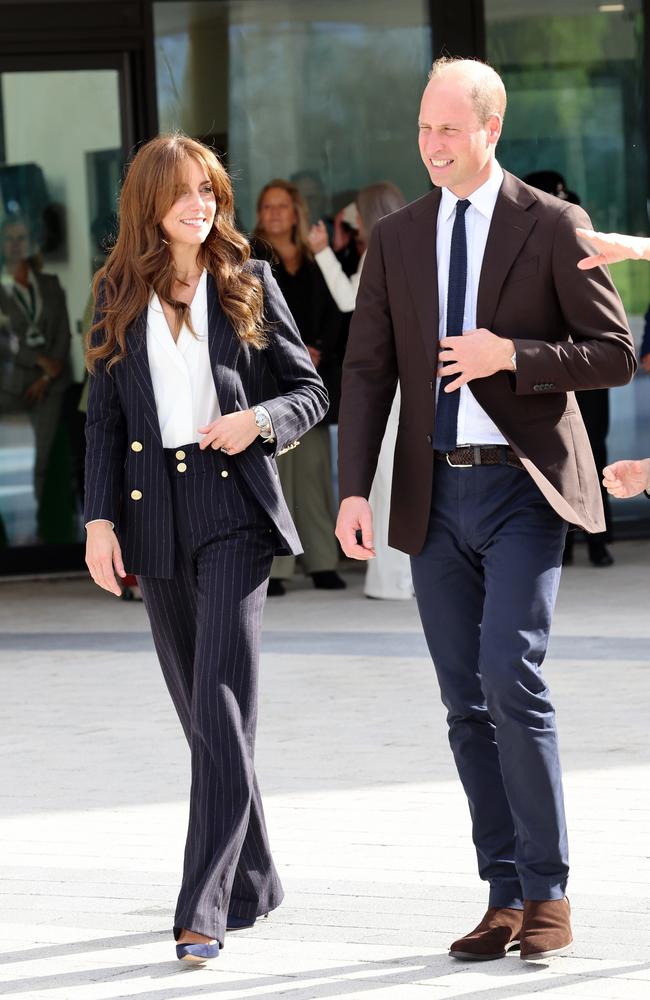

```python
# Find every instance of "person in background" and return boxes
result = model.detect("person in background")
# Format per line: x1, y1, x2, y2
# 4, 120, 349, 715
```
576, 228, 650, 500
524, 172, 614, 566
309, 182, 413, 599
84, 134, 327, 963
253, 178, 345, 595
0, 215, 71, 534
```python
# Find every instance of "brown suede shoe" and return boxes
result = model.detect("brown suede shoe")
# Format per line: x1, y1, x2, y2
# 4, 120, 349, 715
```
520, 897, 573, 960
449, 906, 523, 961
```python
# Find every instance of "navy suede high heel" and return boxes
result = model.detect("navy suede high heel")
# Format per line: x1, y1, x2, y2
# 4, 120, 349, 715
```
175, 939, 219, 963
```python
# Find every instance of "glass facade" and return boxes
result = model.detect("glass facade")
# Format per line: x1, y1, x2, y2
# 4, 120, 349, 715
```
486, 0, 650, 531
0, 67, 123, 561
154, 0, 431, 228
1, 0, 649, 574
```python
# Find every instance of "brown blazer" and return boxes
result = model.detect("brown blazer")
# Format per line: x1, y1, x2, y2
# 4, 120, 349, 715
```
338, 170, 636, 554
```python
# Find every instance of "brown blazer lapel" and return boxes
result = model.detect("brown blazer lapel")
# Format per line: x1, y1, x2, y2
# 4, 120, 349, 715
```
477, 171, 537, 331
399, 189, 441, 369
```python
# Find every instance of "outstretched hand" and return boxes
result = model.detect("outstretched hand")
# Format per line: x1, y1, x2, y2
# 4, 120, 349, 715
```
602, 459, 650, 498
576, 229, 650, 270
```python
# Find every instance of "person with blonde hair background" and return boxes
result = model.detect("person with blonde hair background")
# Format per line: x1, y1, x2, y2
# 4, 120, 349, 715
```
84, 135, 327, 963
309, 182, 412, 599
253, 178, 345, 594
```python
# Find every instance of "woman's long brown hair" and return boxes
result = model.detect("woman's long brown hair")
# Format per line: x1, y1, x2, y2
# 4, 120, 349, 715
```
86, 134, 265, 372
252, 179, 313, 261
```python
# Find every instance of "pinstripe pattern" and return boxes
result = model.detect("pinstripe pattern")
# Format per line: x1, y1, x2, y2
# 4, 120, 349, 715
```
84, 260, 328, 577
139, 445, 283, 943
84, 263, 328, 943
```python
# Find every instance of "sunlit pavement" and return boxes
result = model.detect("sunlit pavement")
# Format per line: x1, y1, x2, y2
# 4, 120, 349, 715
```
1, 541, 649, 999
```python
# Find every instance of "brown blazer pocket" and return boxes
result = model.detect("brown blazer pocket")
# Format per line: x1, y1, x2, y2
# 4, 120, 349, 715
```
508, 255, 539, 282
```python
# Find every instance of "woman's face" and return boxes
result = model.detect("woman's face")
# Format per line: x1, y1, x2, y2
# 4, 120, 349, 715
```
160, 158, 217, 249
257, 188, 297, 242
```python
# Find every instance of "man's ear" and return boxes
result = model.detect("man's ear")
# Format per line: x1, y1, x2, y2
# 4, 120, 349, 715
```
487, 114, 502, 146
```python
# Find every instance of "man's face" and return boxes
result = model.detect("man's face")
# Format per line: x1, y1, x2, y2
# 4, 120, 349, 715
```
418, 76, 501, 198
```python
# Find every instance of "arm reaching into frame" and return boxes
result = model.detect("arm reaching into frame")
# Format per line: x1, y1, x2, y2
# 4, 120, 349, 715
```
576, 229, 650, 270
602, 459, 650, 499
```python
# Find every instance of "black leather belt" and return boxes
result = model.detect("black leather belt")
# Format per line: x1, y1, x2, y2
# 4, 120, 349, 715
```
434, 445, 524, 470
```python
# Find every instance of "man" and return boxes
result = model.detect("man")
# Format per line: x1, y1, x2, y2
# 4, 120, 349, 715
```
336, 58, 636, 961
577, 228, 650, 499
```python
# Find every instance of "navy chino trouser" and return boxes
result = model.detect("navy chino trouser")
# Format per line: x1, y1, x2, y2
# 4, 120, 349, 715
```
411, 459, 569, 909
138, 443, 284, 944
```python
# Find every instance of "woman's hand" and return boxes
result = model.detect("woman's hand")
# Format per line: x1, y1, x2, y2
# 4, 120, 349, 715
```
198, 410, 260, 454
308, 221, 329, 254
576, 229, 650, 269
85, 521, 125, 596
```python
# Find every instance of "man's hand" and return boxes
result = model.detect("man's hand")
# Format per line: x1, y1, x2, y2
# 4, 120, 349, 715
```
438, 329, 515, 392
640, 354, 650, 374
336, 496, 376, 560
602, 458, 650, 498
198, 410, 260, 454
576, 229, 650, 270
24, 375, 49, 404
85, 521, 125, 597
308, 220, 329, 255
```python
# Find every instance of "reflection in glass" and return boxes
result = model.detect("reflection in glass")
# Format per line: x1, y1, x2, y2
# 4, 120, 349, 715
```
154, 0, 431, 230
0, 68, 122, 554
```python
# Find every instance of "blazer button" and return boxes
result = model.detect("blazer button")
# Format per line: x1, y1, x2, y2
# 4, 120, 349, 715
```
175, 449, 186, 460
177, 462, 187, 473
131, 441, 143, 452
426, 434, 432, 444
221, 470, 229, 478
130, 489, 143, 501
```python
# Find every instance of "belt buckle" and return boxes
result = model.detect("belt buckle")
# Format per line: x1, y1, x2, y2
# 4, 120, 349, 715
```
445, 450, 472, 469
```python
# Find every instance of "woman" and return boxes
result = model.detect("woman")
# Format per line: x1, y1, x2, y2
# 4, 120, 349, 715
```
308, 182, 412, 600
253, 179, 345, 594
84, 135, 327, 963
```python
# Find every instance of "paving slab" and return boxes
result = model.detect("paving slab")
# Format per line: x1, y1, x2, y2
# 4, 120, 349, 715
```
0, 539, 649, 999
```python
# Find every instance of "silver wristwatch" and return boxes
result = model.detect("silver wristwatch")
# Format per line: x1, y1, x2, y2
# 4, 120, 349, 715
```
253, 405, 273, 440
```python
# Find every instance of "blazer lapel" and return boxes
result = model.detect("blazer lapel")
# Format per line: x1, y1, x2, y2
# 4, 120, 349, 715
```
400, 190, 441, 370
206, 273, 240, 413
126, 308, 163, 444
477, 171, 537, 331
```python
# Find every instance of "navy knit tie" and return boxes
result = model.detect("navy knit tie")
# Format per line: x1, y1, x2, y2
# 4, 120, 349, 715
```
433, 198, 470, 452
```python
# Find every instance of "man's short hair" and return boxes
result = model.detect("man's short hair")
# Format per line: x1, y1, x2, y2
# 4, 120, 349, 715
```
428, 57, 507, 124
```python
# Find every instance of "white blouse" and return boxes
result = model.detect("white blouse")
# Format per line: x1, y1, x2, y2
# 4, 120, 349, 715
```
146, 269, 221, 448
314, 246, 366, 313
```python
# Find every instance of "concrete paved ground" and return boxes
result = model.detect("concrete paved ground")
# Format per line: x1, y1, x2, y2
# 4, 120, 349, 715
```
1, 540, 649, 999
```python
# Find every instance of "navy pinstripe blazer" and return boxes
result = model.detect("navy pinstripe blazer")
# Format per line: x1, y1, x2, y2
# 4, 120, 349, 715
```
84, 260, 329, 578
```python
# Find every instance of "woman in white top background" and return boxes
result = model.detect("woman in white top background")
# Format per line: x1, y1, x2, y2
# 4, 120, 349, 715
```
309, 182, 413, 600
84, 135, 327, 963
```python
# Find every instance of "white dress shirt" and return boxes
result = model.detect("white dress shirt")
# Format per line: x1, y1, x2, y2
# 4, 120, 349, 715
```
436, 160, 508, 446
146, 269, 221, 448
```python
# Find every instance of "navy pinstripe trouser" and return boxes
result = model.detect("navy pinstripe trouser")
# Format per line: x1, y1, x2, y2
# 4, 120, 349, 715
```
138, 443, 284, 944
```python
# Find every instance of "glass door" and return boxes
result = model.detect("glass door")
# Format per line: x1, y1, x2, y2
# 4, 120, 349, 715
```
0, 59, 126, 572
